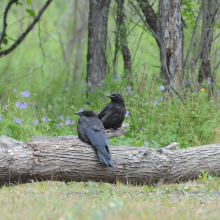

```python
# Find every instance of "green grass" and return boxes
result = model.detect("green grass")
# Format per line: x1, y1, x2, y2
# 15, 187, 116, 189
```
1, 175, 220, 220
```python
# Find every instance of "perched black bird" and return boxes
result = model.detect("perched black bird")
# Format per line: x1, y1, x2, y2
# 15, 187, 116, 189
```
98, 92, 126, 130
74, 110, 115, 168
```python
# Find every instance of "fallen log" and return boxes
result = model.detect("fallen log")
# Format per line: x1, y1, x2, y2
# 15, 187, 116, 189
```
0, 124, 220, 185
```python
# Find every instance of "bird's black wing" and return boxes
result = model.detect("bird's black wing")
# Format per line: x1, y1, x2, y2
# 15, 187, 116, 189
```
98, 102, 112, 119
81, 116, 115, 167
101, 105, 125, 129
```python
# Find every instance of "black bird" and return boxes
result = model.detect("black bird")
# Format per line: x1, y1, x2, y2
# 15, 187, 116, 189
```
74, 110, 115, 168
98, 92, 126, 130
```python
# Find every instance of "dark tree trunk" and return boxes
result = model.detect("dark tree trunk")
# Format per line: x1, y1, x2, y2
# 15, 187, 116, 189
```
86, 0, 111, 89
137, 0, 159, 46
137, 0, 184, 89
198, 0, 218, 84
113, 0, 132, 84
118, 0, 132, 77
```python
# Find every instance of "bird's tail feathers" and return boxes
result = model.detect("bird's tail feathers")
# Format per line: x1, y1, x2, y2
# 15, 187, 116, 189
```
97, 151, 115, 168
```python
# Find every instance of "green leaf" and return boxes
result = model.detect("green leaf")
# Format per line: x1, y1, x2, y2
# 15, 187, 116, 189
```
217, 182, 220, 192
26, 9, 35, 17
184, 185, 190, 190
135, 140, 143, 146
16, 1, 22, 5
26, 0, 32, 4
3, 38, 8, 45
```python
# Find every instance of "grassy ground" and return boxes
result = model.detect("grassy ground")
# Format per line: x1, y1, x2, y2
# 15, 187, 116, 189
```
1, 175, 220, 220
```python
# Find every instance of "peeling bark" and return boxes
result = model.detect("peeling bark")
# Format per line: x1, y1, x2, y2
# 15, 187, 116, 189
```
158, 0, 183, 88
137, 0, 184, 89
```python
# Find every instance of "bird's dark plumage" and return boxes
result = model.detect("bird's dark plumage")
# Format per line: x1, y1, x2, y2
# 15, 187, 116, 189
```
75, 110, 115, 168
98, 92, 126, 130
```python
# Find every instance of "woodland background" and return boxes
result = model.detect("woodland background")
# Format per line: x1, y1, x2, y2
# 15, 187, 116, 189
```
1, 0, 220, 148
1, 1, 220, 220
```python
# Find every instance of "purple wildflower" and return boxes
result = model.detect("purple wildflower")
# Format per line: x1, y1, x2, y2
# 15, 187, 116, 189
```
125, 111, 129, 117
5, 105, 8, 110
153, 100, 157, 106
56, 104, 58, 107
112, 77, 118, 82
207, 78, 211, 85
161, 95, 164, 101
125, 87, 132, 93
158, 85, 165, 91
71, 120, 75, 125
79, 108, 84, 112
20, 101, 27, 109
88, 81, 91, 87
13, 118, 22, 124
57, 122, 63, 128
66, 119, 71, 125
21, 90, 30, 97
0, 115, 1, 120
82, 80, 84, 85
141, 127, 145, 130
217, 90, 220, 95
17, 118, 22, 124
15, 102, 21, 107
13, 89, 16, 93
65, 87, 69, 92
144, 140, 148, 146
60, 115, 64, 119
34, 119, 39, 125
42, 117, 46, 121
125, 87, 133, 96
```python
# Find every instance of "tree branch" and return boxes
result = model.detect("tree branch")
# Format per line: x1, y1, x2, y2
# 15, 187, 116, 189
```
127, 0, 160, 45
0, 0, 18, 49
191, 0, 206, 70
183, 6, 202, 75
31, 123, 129, 142
0, 0, 53, 58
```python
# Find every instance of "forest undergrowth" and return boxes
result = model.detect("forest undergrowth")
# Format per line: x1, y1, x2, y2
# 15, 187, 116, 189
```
1, 64, 220, 149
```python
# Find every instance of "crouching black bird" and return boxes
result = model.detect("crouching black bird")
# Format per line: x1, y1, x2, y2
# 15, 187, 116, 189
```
74, 110, 115, 168
98, 92, 126, 130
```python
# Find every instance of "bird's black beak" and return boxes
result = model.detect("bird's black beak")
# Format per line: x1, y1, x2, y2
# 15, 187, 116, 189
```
74, 112, 82, 116
106, 94, 113, 98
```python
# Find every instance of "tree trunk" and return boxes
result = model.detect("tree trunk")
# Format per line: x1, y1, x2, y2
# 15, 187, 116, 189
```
113, 0, 132, 84
1, 131, 220, 185
198, 0, 218, 84
118, 0, 132, 80
158, 0, 183, 89
136, 0, 184, 89
86, 0, 111, 89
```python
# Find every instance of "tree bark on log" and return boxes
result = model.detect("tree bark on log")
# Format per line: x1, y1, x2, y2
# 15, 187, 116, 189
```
0, 127, 220, 185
